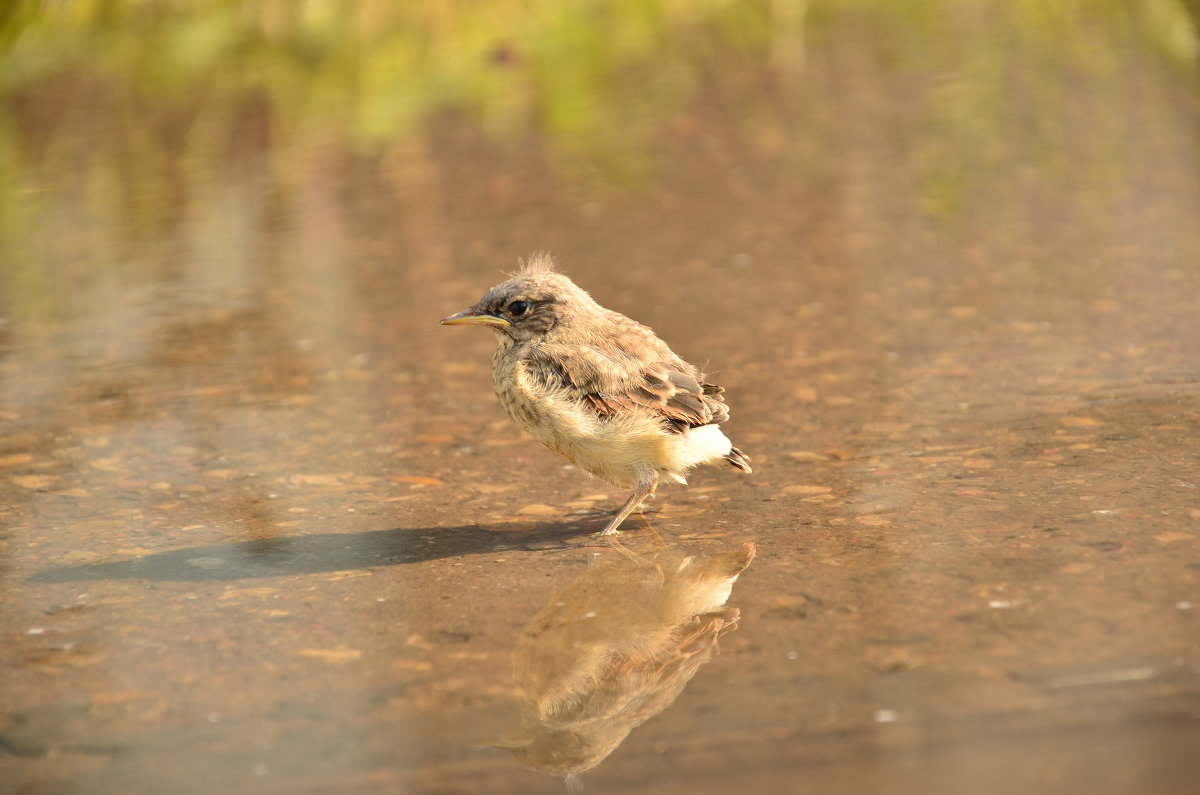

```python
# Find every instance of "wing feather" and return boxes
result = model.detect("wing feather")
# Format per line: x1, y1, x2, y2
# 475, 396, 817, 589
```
525, 343, 732, 432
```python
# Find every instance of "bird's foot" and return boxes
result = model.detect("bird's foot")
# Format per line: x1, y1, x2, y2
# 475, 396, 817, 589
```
538, 532, 621, 550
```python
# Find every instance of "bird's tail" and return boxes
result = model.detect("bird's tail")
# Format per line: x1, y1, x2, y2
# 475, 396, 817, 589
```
724, 447, 752, 473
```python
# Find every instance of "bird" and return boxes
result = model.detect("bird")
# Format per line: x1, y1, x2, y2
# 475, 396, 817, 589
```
439, 253, 751, 536
482, 541, 755, 788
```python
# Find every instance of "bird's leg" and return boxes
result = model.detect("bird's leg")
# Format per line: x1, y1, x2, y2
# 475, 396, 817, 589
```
604, 534, 665, 574
635, 511, 669, 548
632, 491, 657, 515
597, 476, 658, 536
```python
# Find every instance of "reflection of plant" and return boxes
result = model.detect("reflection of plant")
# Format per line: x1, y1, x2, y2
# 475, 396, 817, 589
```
0, 1, 777, 145
0, 1, 1196, 322
2, 0, 1194, 156
0, 1, 782, 317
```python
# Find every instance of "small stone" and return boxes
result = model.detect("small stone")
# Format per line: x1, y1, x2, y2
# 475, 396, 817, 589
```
516, 503, 560, 516
293, 473, 350, 485
862, 422, 912, 434
298, 648, 363, 663
12, 475, 59, 489
778, 485, 832, 496
793, 387, 819, 403
392, 476, 444, 486
55, 488, 92, 498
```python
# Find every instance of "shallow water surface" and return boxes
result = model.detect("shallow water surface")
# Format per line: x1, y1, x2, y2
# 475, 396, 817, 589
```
2, 3, 1200, 794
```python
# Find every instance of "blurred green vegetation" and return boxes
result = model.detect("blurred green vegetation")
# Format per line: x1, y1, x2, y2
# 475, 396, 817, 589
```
3, 1, 1193, 146
0, 0, 1197, 324
0, 0, 782, 159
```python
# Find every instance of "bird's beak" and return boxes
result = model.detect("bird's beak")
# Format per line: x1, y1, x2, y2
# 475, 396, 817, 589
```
439, 308, 511, 328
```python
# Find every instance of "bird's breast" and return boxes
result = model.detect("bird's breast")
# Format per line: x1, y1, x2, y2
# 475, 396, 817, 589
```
491, 345, 545, 431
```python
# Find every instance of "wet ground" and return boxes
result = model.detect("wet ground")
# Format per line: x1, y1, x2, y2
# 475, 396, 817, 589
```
3, 3, 1200, 794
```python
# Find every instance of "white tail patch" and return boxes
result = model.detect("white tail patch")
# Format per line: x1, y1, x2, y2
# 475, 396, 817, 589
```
672, 424, 734, 473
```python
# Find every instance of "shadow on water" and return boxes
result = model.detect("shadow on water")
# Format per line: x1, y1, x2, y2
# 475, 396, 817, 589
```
30, 521, 596, 583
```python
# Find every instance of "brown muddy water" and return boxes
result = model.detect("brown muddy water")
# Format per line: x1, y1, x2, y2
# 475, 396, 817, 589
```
2, 3, 1200, 794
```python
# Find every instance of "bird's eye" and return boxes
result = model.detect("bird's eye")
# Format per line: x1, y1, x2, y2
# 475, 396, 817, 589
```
507, 300, 530, 317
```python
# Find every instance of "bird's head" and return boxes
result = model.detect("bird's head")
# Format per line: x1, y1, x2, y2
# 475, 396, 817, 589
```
439, 255, 595, 342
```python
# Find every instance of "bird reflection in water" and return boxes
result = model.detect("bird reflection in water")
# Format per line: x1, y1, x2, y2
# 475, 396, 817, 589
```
484, 540, 755, 790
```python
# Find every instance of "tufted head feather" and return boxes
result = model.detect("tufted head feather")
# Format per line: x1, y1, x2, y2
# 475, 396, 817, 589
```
441, 254, 600, 342
513, 251, 559, 277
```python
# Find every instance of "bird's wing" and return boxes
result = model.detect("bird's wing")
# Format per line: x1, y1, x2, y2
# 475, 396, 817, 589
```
525, 343, 730, 430
584, 367, 730, 429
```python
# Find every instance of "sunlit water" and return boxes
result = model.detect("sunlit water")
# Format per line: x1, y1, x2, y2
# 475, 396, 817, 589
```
2, 3, 1200, 793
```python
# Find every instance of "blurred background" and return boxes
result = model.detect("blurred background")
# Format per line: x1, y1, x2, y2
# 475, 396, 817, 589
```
2, 2, 1200, 794
3, 0, 1198, 320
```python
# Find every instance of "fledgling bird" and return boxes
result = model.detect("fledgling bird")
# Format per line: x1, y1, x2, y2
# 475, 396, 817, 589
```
439, 254, 750, 536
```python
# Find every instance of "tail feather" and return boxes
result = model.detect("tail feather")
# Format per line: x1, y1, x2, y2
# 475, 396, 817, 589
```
702, 395, 730, 425
724, 446, 752, 473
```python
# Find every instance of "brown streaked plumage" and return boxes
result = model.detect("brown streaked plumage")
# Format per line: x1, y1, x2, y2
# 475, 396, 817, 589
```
440, 253, 750, 535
